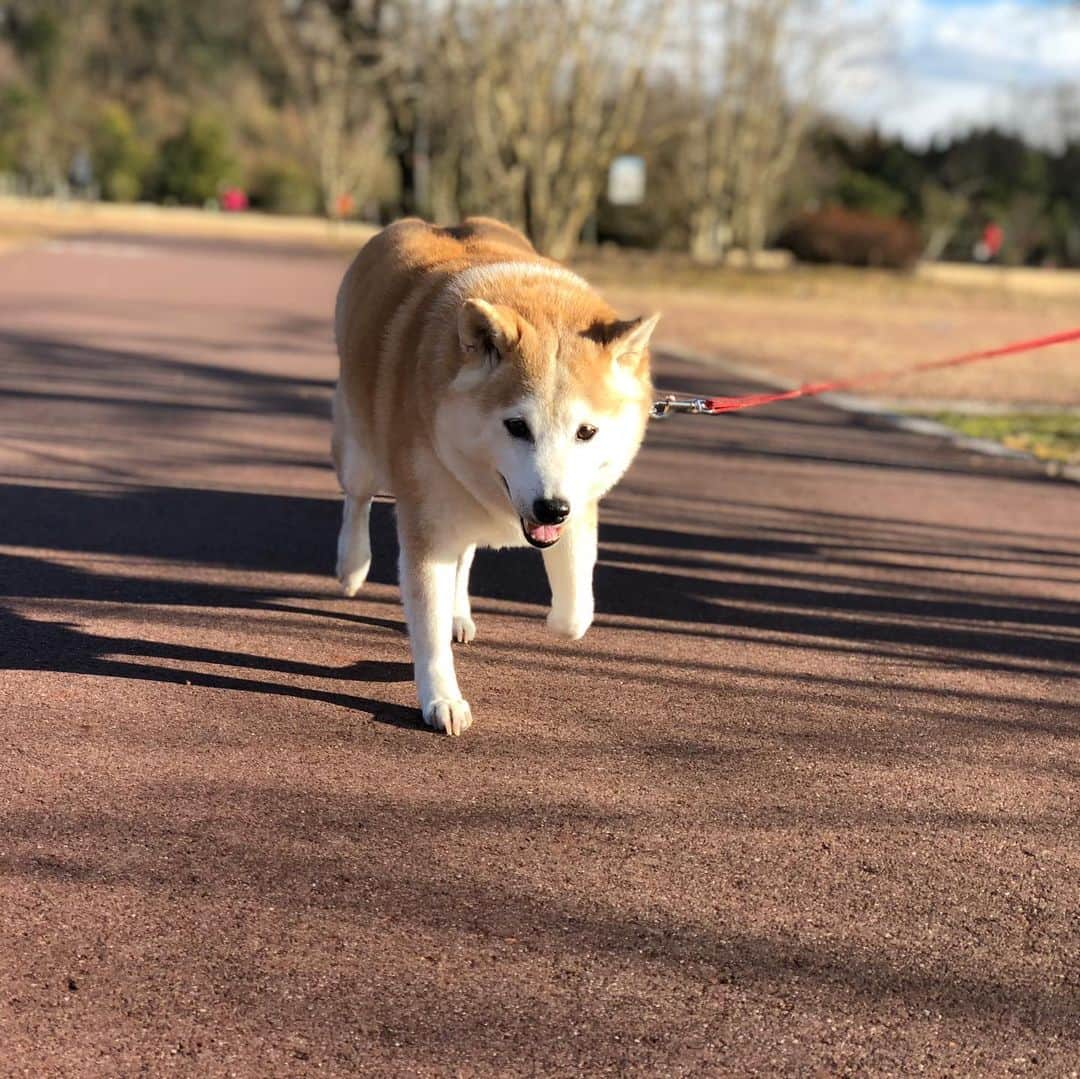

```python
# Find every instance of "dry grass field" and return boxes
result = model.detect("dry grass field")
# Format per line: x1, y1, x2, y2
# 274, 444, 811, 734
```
577, 252, 1080, 411
0, 195, 376, 251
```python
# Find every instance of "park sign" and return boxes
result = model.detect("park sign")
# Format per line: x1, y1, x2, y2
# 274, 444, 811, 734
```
607, 155, 646, 206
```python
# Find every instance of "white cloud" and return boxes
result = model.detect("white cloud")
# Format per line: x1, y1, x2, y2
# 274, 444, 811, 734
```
825, 0, 1080, 144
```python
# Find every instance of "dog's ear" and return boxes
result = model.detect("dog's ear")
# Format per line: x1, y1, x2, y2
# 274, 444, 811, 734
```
458, 299, 523, 365
585, 313, 659, 376
605, 313, 660, 369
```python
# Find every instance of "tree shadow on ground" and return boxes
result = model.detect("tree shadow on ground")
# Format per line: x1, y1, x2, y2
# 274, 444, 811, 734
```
1, 324, 1077, 716
0, 328, 334, 420
2, 477, 1077, 676
0, 599, 420, 725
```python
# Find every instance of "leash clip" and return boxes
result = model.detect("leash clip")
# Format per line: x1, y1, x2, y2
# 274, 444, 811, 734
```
651, 395, 710, 419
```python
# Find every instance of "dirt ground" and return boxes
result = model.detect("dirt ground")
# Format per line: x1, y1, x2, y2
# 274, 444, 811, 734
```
1, 234, 1078, 1076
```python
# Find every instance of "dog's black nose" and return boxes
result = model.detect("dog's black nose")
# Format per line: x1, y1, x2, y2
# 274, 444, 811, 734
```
533, 497, 570, 525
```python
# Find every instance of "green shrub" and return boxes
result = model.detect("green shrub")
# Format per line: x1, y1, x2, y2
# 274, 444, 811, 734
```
248, 160, 320, 215
0, 88, 25, 172
91, 103, 151, 202
104, 169, 141, 202
833, 170, 908, 218
10, 10, 62, 87
153, 112, 238, 205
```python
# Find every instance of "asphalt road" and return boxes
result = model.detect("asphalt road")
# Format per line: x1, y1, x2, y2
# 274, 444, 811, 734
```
1, 235, 1078, 1076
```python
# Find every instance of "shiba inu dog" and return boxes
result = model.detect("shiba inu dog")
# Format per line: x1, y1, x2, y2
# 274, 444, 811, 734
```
332, 217, 658, 735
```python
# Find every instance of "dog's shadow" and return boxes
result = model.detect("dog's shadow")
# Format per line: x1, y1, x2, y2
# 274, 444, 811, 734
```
0, 482, 538, 734
0, 477, 702, 738
4, 471, 1072, 716
0, 593, 427, 725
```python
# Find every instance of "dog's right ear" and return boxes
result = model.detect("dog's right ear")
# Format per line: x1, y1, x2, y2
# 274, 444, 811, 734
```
458, 299, 522, 366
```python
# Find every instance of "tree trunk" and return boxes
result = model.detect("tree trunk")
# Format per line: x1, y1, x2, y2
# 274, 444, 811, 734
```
689, 204, 723, 264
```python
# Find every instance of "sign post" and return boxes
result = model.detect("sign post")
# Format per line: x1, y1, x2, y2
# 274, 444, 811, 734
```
607, 156, 646, 206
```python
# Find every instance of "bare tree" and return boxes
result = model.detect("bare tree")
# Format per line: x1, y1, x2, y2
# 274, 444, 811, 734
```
0, 1, 113, 193
424, 0, 669, 258
920, 180, 971, 262
259, 0, 389, 216
674, 0, 843, 264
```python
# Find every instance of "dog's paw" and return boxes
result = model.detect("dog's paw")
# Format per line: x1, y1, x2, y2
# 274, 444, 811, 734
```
451, 614, 476, 644
423, 697, 473, 736
339, 574, 365, 598
336, 557, 371, 600
546, 607, 593, 640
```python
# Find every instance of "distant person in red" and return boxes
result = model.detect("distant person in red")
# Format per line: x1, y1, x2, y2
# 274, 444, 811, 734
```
220, 187, 248, 212
974, 222, 1003, 262
335, 192, 356, 219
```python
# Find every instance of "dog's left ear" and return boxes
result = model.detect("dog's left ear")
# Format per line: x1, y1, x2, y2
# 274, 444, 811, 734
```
606, 313, 660, 370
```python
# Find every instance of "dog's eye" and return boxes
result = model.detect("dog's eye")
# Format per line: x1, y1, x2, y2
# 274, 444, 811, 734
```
503, 417, 532, 441
576, 424, 598, 442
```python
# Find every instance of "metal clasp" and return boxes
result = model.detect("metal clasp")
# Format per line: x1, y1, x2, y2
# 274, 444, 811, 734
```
650, 395, 710, 419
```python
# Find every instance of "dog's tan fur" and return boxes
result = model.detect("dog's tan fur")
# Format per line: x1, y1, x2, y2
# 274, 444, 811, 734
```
332, 217, 657, 734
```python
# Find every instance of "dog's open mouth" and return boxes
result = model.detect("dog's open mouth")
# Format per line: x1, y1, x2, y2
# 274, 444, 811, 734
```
499, 473, 564, 548
520, 518, 563, 549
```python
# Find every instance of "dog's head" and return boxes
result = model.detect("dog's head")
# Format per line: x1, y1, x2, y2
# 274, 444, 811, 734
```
436, 296, 658, 548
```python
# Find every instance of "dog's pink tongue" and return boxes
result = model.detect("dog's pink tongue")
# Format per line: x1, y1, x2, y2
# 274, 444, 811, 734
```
529, 523, 562, 544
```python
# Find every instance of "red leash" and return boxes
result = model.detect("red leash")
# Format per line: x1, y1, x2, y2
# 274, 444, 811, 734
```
651, 326, 1080, 418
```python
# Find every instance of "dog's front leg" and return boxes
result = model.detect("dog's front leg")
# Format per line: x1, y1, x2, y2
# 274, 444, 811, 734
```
398, 534, 473, 735
543, 501, 597, 640
452, 543, 477, 643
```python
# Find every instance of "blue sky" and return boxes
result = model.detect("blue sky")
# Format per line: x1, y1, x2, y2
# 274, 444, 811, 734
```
831, 0, 1079, 144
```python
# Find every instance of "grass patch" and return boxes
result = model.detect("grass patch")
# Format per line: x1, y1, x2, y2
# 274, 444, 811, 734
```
570, 246, 1080, 307
926, 411, 1080, 464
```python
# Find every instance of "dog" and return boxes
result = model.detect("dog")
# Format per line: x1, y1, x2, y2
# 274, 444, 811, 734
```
332, 217, 658, 734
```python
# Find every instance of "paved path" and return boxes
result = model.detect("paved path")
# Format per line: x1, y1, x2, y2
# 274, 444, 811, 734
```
1, 236, 1078, 1076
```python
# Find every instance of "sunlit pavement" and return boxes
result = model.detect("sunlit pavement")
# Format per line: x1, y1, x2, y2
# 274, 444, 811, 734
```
1, 235, 1077, 1075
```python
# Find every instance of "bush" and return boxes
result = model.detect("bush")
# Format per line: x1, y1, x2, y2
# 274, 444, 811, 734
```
248, 160, 320, 215
104, 169, 141, 202
91, 103, 151, 202
153, 112, 237, 205
9, 10, 63, 87
0, 86, 32, 174
779, 206, 921, 269
833, 170, 908, 218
